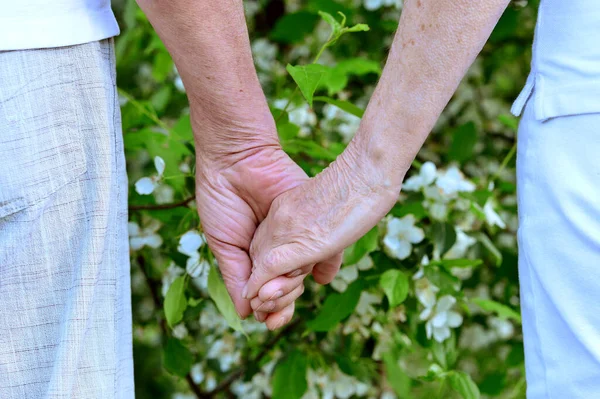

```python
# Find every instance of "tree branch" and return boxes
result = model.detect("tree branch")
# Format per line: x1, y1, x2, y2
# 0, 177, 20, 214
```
129, 196, 195, 211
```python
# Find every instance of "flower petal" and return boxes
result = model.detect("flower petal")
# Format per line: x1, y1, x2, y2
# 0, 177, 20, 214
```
383, 236, 412, 260
135, 177, 156, 195
447, 311, 463, 328
178, 230, 205, 256
154, 156, 166, 176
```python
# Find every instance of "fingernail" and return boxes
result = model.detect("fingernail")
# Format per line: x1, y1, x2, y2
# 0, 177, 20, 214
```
270, 290, 284, 300
242, 284, 249, 299
287, 269, 302, 278
254, 311, 265, 322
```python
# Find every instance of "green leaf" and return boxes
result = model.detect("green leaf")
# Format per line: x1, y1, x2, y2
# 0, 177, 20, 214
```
318, 11, 342, 37
164, 276, 187, 328
474, 232, 503, 266
498, 114, 519, 130
313, 96, 364, 118
343, 227, 378, 265
432, 222, 457, 257
320, 58, 380, 94
271, 350, 308, 399
286, 64, 328, 107
380, 269, 409, 307
282, 139, 340, 161
171, 114, 193, 141
472, 298, 521, 323
448, 371, 480, 399
383, 353, 412, 398
208, 265, 245, 334
448, 122, 478, 163
390, 201, 427, 220
277, 122, 300, 140
271, 12, 320, 44
345, 23, 369, 33
163, 338, 193, 377
307, 280, 364, 331
188, 297, 203, 307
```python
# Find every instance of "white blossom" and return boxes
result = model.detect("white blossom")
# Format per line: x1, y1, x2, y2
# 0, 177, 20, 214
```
414, 277, 439, 309
383, 215, 424, 260
172, 323, 188, 339
420, 295, 463, 342
364, 0, 399, 11
435, 166, 476, 196
190, 363, 205, 384
161, 262, 184, 297
331, 264, 359, 292
128, 219, 163, 250
207, 334, 240, 372
444, 228, 477, 259
178, 230, 205, 257
135, 156, 166, 195
403, 161, 437, 191
483, 199, 506, 229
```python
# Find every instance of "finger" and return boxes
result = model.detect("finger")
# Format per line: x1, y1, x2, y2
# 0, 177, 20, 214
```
245, 241, 320, 300
265, 302, 295, 331
312, 252, 343, 285
251, 284, 305, 313
256, 266, 311, 303
208, 241, 253, 319
253, 310, 267, 323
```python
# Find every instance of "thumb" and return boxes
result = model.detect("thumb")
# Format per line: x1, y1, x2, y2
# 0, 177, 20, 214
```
208, 240, 253, 319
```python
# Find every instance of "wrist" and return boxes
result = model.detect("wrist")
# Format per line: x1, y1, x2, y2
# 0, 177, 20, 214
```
191, 103, 280, 170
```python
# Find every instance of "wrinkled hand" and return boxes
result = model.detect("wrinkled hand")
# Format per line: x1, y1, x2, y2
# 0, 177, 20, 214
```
195, 138, 343, 321
244, 147, 402, 329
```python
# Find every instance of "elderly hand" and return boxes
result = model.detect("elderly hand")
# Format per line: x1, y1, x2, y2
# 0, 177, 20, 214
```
243, 144, 403, 329
194, 125, 344, 321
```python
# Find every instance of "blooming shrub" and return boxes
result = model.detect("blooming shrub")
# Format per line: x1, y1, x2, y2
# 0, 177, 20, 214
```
116, 0, 535, 397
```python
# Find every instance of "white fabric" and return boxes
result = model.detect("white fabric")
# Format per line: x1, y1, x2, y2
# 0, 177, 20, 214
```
0, 0, 119, 51
0, 39, 134, 398
512, 0, 600, 120
517, 94, 600, 398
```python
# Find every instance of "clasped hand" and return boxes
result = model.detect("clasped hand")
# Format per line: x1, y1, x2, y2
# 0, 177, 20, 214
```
195, 118, 401, 330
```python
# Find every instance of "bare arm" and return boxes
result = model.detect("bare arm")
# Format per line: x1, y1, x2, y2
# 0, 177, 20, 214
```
245, 0, 511, 327
136, 0, 343, 320
135, 0, 277, 160
350, 0, 511, 187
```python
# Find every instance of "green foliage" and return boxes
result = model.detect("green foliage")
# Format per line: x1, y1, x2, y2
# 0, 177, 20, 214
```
448, 371, 481, 399
164, 275, 187, 327
207, 264, 245, 334
286, 64, 329, 107
271, 350, 309, 399
380, 269, 409, 307
118, 0, 535, 397
306, 280, 364, 331
163, 338, 194, 377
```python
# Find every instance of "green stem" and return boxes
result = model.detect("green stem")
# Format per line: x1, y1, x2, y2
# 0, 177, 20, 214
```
275, 34, 333, 124
490, 141, 517, 184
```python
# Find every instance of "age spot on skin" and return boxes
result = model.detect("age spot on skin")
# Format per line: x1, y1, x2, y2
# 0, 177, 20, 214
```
416, 0, 422, 8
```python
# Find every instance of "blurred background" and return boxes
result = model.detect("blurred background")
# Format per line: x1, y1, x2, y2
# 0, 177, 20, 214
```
114, 0, 538, 397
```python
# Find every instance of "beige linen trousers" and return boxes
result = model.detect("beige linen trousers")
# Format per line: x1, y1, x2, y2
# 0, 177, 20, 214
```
0, 39, 134, 398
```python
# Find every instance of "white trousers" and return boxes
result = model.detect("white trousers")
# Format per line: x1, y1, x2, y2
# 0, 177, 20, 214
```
0, 40, 134, 398
517, 95, 600, 398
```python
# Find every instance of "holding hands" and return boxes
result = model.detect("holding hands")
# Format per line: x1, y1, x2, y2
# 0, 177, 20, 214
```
138, 0, 509, 330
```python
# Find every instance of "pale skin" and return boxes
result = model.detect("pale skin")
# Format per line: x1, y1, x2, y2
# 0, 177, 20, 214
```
136, 0, 510, 330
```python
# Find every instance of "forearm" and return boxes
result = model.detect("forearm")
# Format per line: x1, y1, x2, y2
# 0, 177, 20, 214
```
347, 0, 510, 188
136, 0, 277, 163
